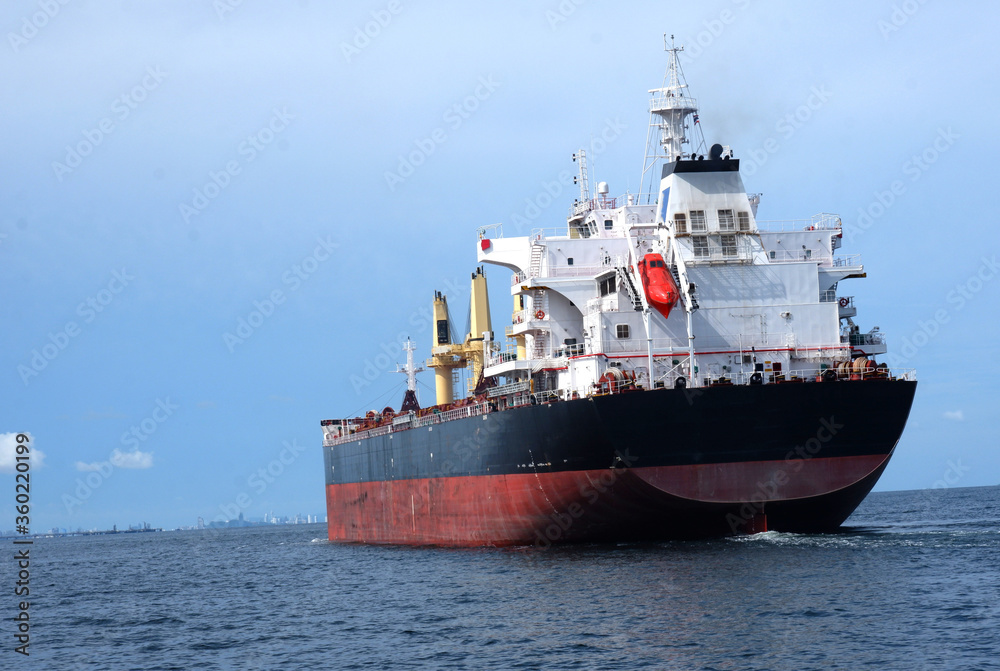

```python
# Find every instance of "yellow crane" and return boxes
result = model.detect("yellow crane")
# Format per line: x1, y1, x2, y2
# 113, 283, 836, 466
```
426, 267, 493, 405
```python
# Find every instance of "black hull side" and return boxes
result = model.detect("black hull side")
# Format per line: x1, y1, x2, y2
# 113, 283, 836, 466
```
325, 380, 917, 486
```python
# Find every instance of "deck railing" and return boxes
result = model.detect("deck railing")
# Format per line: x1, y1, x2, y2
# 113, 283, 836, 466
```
324, 365, 916, 447
324, 402, 493, 447
756, 214, 842, 232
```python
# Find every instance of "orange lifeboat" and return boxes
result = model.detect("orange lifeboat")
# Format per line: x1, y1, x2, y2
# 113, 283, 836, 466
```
638, 253, 680, 320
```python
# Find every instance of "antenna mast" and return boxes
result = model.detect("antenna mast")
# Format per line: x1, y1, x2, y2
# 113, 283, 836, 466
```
573, 149, 590, 203
396, 338, 424, 411
639, 34, 707, 204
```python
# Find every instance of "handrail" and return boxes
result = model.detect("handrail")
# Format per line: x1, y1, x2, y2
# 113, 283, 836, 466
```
842, 332, 885, 346
547, 264, 607, 278
478, 223, 504, 239
767, 251, 861, 268
323, 366, 917, 447
756, 214, 842, 232
648, 94, 698, 112
324, 402, 494, 447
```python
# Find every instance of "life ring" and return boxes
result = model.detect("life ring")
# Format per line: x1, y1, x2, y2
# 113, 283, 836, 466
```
535, 309, 545, 319
838, 298, 849, 308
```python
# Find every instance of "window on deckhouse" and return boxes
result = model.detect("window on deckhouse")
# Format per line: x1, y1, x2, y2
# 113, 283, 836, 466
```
718, 209, 735, 231
673, 213, 687, 234
690, 210, 707, 232
737, 211, 751, 231
693, 236, 709, 258
721, 234, 737, 257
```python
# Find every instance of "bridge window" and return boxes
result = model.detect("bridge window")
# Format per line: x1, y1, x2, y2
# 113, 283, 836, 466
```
693, 236, 709, 258
604, 219, 613, 230
718, 209, 735, 231
690, 210, 707, 232
674, 213, 687, 234
721, 234, 737, 256
738, 211, 751, 231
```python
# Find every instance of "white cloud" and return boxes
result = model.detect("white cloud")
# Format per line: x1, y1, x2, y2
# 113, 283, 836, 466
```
944, 410, 964, 421
76, 449, 153, 471
0, 432, 45, 473
110, 449, 153, 469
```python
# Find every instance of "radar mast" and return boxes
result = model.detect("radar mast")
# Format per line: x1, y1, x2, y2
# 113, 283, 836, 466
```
639, 34, 707, 203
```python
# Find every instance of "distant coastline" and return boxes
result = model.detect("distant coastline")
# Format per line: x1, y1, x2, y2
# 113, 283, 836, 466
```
1, 524, 161, 539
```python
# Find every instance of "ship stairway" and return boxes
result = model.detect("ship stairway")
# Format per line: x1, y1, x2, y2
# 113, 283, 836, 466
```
530, 331, 550, 361
671, 264, 698, 310
529, 243, 544, 278
531, 289, 549, 319
617, 265, 644, 311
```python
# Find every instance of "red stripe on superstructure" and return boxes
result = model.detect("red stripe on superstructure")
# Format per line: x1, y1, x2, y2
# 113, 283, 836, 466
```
325, 454, 890, 546
567, 345, 846, 362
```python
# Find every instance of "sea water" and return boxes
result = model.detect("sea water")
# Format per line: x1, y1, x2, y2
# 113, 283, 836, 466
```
13, 486, 1000, 670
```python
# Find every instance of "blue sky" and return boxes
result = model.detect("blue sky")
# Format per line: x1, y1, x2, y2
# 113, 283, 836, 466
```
2, 1, 997, 532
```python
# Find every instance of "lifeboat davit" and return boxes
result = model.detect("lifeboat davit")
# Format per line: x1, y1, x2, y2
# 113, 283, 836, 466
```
637, 253, 680, 320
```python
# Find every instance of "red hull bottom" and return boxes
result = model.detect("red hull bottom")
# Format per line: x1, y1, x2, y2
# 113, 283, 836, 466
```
325, 454, 891, 546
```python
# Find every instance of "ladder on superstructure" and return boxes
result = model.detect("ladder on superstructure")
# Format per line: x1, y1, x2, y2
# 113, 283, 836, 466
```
617, 265, 643, 311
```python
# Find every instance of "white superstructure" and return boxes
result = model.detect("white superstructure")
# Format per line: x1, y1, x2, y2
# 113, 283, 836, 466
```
475, 41, 890, 399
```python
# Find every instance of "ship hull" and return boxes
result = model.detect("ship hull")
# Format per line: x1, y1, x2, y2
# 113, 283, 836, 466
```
324, 380, 916, 545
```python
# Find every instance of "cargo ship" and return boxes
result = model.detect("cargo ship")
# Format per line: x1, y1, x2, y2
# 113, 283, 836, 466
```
321, 39, 917, 546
